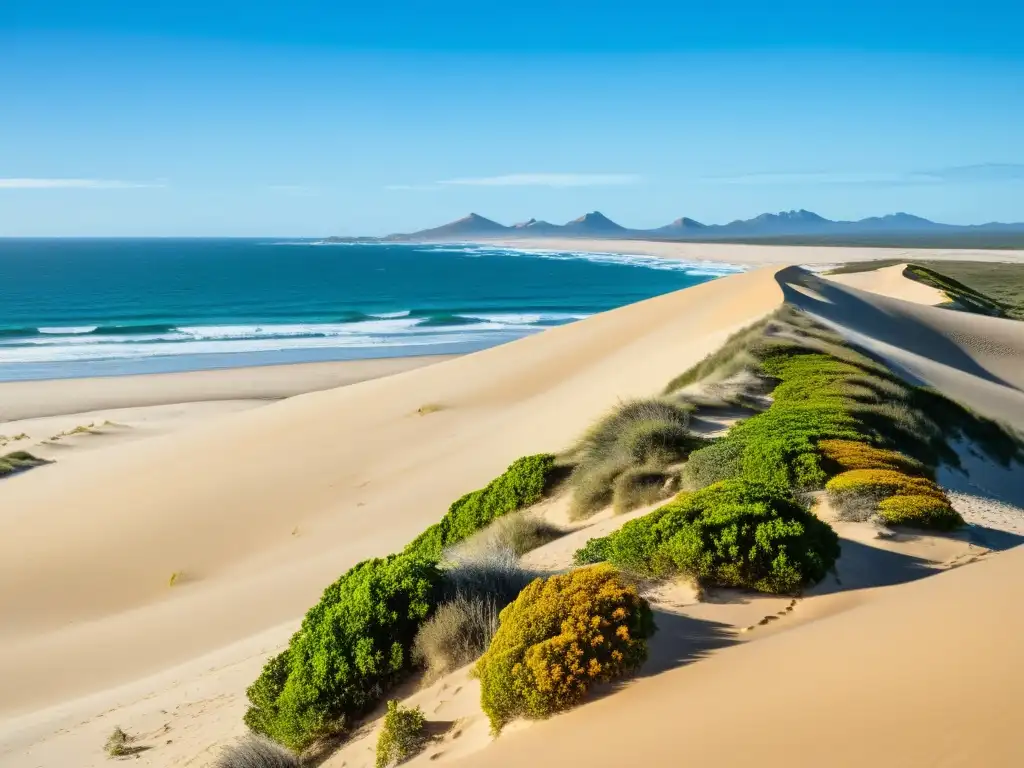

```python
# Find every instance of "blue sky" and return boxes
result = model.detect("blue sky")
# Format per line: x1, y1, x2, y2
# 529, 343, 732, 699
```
3, 1, 1024, 236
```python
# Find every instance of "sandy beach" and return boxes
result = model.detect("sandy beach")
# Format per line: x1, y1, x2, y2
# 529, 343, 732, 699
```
485, 236, 1024, 267
2, 251, 1023, 768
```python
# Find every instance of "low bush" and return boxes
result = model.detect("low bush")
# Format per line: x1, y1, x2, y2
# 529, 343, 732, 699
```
375, 701, 427, 768
877, 494, 964, 530
214, 736, 299, 768
476, 565, 654, 733
612, 466, 674, 514
104, 727, 136, 757
817, 439, 925, 475
570, 400, 704, 518
244, 554, 442, 751
596, 481, 840, 594
825, 468, 962, 529
572, 536, 612, 566
405, 454, 558, 560
678, 439, 745, 489
0, 450, 46, 477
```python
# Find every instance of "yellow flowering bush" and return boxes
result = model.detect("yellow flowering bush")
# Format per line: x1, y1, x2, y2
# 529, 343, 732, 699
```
817, 439, 924, 475
825, 468, 962, 529
475, 565, 654, 733
877, 494, 963, 530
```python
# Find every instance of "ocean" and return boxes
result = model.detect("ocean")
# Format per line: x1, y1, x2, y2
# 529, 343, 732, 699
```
0, 239, 742, 381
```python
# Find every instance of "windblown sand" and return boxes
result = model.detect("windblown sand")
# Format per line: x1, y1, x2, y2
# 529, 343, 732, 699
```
2, 254, 1023, 768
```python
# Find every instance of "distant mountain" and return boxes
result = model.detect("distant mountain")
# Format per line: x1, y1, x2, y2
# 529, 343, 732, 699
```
650, 216, 708, 235
386, 212, 509, 241
354, 209, 1024, 243
561, 211, 627, 234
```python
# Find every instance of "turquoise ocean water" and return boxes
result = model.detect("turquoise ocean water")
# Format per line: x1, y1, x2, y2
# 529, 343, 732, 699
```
0, 239, 741, 381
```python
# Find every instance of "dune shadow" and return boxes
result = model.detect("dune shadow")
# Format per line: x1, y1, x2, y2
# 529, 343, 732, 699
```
960, 524, 1024, 552
812, 537, 939, 596
424, 719, 457, 739
640, 609, 738, 677
775, 267, 1019, 391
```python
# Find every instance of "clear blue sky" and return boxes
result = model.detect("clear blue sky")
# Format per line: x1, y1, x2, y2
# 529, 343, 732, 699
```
4, 1, 1024, 236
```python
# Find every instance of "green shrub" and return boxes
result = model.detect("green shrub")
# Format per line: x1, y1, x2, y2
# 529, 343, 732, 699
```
375, 701, 427, 768
572, 536, 611, 566
476, 565, 654, 733
599, 481, 840, 593
405, 454, 558, 560
877, 494, 964, 530
679, 439, 745, 489
244, 554, 442, 751
0, 450, 46, 477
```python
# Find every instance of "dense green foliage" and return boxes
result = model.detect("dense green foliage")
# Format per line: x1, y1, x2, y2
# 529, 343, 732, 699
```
375, 701, 427, 768
572, 536, 612, 566
244, 555, 442, 750
576, 481, 839, 593
405, 454, 557, 560
246, 454, 561, 750
476, 565, 654, 733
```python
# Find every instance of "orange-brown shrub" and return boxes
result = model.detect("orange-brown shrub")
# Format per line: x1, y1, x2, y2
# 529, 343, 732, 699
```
475, 565, 654, 733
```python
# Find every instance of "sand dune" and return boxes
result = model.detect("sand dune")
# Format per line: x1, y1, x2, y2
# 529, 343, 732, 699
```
4, 260, 1024, 768
825, 262, 947, 305
0, 267, 784, 719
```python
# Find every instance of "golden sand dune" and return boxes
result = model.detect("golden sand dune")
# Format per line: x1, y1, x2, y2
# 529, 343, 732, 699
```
0, 267, 783, 718
3, 260, 1023, 768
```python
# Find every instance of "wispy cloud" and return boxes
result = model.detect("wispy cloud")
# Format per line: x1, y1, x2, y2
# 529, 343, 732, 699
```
702, 163, 1024, 187
438, 173, 643, 187
0, 178, 165, 190
925, 163, 1024, 182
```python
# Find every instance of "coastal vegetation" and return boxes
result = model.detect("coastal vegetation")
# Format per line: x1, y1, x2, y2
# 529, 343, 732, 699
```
0, 450, 47, 477
242, 299, 1021, 759
573, 481, 839, 592
214, 736, 299, 768
567, 399, 706, 517
375, 701, 428, 768
245, 456, 562, 750
475, 565, 654, 733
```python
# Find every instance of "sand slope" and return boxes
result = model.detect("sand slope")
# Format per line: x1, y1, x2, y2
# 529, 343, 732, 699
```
0, 267, 784, 718
5, 261, 1024, 768
465, 543, 1024, 768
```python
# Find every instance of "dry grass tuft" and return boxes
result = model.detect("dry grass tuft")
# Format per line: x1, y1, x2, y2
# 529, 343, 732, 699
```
213, 735, 299, 768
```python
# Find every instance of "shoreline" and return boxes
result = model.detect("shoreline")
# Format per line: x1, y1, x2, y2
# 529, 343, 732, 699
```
0, 355, 454, 421
471, 236, 1024, 266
